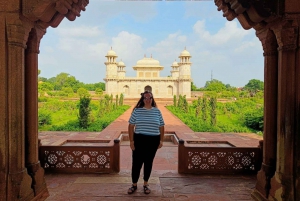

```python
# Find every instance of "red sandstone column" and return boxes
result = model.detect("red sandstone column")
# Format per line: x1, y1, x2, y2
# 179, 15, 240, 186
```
0, 10, 8, 201
25, 26, 49, 198
5, 14, 34, 200
113, 139, 120, 172
269, 20, 298, 201
252, 28, 278, 200
178, 139, 185, 174
296, 24, 300, 201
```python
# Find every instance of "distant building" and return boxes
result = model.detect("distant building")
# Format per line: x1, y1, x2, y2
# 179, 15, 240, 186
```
103, 48, 192, 98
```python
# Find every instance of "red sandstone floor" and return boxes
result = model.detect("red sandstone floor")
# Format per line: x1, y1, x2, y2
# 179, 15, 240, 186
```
40, 104, 262, 200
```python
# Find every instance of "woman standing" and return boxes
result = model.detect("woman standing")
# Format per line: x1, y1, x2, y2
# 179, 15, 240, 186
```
127, 91, 165, 194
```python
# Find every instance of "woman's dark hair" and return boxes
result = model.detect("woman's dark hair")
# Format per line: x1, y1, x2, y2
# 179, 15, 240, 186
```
133, 91, 157, 110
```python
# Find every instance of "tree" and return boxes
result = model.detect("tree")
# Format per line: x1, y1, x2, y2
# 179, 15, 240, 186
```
64, 75, 79, 89
38, 82, 54, 92
93, 82, 106, 91
55, 72, 70, 88
115, 94, 119, 107
173, 95, 177, 107
195, 97, 201, 118
183, 96, 189, 113
177, 95, 183, 108
225, 84, 237, 92
77, 88, 90, 97
191, 82, 198, 91
47, 77, 56, 84
244, 79, 264, 94
209, 97, 217, 126
201, 97, 207, 122
204, 79, 226, 92
78, 96, 91, 129
38, 77, 48, 82
62, 87, 74, 97
95, 88, 103, 96
119, 93, 124, 106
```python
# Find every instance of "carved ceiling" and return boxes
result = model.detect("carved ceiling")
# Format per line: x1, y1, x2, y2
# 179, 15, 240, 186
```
214, 0, 278, 30
23, 0, 89, 29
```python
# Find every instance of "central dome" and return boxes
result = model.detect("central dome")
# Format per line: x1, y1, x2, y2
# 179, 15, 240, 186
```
136, 57, 160, 66
133, 57, 164, 70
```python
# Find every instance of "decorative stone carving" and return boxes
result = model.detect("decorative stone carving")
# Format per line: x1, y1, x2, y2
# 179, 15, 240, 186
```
256, 28, 278, 56
272, 21, 298, 51
6, 17, 30, 48
25, 26, 46, 54
23, 0, 89, 28
225, 0, 249, 14
236, 13, 257, 30
214, 0, 237, 21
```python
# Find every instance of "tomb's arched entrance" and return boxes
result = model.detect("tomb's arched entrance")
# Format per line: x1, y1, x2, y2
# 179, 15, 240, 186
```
1, 1, 299, 201
144, 85, 152, 93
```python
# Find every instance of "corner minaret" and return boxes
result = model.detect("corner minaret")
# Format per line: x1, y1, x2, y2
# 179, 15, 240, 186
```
117, 60, 126, 78
104, 47, 118, 78
171, 60, 179, 78
104, 47, 118, 96
178, 48, 192, 98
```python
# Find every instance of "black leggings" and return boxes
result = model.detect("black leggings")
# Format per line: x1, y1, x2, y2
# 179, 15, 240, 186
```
131, 133, 160, 183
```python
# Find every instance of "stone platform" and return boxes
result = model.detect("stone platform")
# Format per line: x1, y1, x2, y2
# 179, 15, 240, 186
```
39, 104, 262, 200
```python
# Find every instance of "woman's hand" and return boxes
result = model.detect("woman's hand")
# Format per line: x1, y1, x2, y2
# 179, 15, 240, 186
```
158, 141, 163, 149
130, 141, 135, 151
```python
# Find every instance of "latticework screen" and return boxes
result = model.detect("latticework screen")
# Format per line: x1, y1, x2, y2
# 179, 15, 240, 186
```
40, 146, 117, 173
179, 147, 261, 174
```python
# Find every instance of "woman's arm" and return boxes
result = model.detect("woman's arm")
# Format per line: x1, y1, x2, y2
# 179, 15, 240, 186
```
158, 126, 165, 149
128, 124, 135, 150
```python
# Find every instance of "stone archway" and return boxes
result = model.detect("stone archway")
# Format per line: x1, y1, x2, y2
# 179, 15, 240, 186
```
123, 85, 129, 96
1, 1, 300, 201
167, 85, 173, 96
144, 85, 152, 92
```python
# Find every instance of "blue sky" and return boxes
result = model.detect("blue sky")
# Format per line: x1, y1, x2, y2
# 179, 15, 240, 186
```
39, 1, 264, 88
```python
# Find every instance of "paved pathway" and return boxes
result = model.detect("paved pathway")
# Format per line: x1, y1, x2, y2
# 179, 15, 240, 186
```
39, 103, 262, 200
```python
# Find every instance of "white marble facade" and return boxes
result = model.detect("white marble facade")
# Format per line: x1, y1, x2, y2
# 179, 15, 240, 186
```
103, 48, 192, 98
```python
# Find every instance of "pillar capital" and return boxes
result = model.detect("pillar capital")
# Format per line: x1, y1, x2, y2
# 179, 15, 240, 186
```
26, 25, 46, 54
256, 28, 278, 56
6, 14, 33, 48
272, 20, 298, 51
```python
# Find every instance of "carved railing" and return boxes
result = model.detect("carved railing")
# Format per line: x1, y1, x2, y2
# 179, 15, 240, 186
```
39, 139, 120, 173
178, 139, 262, 174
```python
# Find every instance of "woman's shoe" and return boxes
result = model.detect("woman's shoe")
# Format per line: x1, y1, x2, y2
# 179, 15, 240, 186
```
143, 185, 151, 194
127, 184, 137, 194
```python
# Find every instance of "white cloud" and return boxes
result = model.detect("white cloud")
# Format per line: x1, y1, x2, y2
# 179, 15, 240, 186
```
193, 20, 249, 45
84, 1, 158, 23
55, 26, 102, 37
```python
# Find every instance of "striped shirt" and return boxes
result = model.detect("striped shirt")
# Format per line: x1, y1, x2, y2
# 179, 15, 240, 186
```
129, 107, 165, 136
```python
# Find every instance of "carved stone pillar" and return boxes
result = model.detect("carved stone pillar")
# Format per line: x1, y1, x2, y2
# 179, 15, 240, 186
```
25, 26, 49, 199
268, 20, 298, 201
296, 19, 300, 201
252, 28, 278, 200
0, 9, 7, 201
5, 13, 34, 201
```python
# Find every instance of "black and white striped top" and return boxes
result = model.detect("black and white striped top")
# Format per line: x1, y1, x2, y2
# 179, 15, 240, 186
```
129, 107, 165, 136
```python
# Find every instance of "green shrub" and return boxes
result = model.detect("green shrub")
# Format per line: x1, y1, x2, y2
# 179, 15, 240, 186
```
244, 108, 264, 131
38, 110, 52, 126
78, 96, 91, 129
38, 97, 48, 102
49, 120, 82, 131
